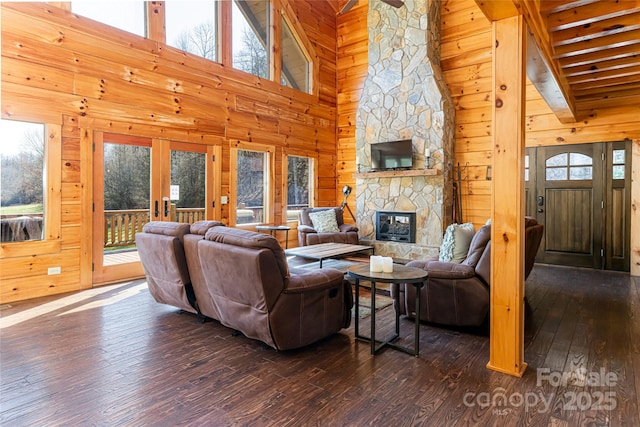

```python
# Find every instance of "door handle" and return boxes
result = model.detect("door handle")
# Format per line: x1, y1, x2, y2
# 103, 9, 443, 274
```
154, 200, 159, 218
164, 199, 169, 217
537, 196, 544, 206
537, 208, 544, 213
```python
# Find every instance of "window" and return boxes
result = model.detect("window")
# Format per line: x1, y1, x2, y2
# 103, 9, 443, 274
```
71, 1, 145, 37
232, 0, 268, 79
545, 152, 593, 181
281, 16, 310, 93
612, 149, 625, 180
286, 155, 314, 221
0, 120, 46, 242
171, 149, 206, 220
165, 1, 217, 61
234, 147, 273, 225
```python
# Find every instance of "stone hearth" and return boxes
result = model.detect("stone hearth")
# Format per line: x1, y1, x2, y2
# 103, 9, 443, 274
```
355, 0, 454, 259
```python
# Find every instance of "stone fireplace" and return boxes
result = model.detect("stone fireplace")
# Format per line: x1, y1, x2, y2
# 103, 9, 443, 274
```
354, 0, 455, 259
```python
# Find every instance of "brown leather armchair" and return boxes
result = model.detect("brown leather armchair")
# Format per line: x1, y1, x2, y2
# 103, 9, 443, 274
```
136, 221, 197, 314
198, 226, 353, 350
297, 207, 359, 246
393, 217, 544, 327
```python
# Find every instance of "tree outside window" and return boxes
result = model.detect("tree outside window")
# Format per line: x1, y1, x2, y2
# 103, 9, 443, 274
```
287, 156, 312, 222
166, 1, 217, 61
0, 120, 46, 242
236, 149, 268, 224
232, 0, 268, 79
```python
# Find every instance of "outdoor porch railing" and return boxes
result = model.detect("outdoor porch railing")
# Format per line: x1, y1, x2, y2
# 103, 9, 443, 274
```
103, 208, 205, 248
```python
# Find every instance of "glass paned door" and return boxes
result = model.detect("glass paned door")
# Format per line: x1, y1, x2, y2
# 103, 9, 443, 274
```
93, 133, 151, 284
93, 134, 216, 285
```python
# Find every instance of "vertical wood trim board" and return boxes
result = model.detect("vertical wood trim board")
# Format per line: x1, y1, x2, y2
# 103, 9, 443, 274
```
632, 139, 640, 277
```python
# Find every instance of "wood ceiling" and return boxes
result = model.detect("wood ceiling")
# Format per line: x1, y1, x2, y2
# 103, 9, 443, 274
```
539, 0, 640, 120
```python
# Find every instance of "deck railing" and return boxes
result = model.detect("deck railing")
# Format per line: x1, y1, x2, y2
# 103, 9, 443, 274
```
103, 208, 205, 248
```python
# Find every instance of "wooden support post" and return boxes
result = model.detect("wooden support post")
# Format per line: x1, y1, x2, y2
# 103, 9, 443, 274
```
487, 14, 527, 377
632, 139, 640, 277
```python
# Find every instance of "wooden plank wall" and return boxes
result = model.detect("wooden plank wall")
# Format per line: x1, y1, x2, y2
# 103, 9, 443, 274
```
0, 1, 338, 303
336, 0, 368, 221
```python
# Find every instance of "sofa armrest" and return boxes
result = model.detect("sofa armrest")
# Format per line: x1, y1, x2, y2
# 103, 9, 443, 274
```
407, 259, 475, 279
339, 224, 358, 233
298, 225, 317, 234
285, 268, 345, 293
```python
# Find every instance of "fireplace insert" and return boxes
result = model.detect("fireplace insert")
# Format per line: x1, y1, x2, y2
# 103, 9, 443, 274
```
376, 211, 416, 243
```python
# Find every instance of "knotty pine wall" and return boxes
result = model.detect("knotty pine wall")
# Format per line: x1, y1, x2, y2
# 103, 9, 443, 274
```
0, 1, 339, 303
336, 0, 639, 272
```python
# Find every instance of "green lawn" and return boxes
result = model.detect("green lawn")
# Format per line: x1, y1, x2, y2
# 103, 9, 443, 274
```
0, 203, 43, 215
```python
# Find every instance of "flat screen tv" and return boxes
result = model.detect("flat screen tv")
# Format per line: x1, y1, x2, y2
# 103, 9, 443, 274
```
370, 139, 413, 171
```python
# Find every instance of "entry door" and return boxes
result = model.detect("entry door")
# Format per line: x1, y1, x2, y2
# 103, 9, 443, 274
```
526, 142, 631, 271
92, 132, 216, 285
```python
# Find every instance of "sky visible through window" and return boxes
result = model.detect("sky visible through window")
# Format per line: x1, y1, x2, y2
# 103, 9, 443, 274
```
70, 1, 250, 57
72, 1, 145, 37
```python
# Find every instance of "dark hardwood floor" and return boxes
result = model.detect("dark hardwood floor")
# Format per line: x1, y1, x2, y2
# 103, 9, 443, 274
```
1, 265, 637, 426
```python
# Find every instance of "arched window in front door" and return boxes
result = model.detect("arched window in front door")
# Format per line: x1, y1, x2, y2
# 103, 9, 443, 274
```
545, 152, 593, 181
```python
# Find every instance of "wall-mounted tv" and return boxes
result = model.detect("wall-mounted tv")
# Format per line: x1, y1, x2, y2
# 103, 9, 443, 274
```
371, 139, 413, 171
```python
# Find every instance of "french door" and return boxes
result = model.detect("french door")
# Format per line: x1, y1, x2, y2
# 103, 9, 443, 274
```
525, 142, 631, 271
92, 132, 218, 285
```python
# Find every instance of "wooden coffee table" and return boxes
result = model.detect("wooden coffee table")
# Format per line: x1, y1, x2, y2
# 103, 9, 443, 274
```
285, 242, 374, 268
348, 263, 428, 356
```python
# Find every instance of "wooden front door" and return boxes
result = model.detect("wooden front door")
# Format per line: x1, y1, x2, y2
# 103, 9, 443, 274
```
526, 142, 631, 271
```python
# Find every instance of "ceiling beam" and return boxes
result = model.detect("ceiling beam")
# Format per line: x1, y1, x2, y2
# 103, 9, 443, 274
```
474, 0, 519, 20
475, 0, 579, 123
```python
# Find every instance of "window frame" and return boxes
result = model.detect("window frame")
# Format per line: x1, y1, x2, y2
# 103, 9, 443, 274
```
230, 141, 275, 227
282, 149, 317, 224
0, 122, 62, 257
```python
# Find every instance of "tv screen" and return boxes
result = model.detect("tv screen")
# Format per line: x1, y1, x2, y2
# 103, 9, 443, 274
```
371, 139, 413, 171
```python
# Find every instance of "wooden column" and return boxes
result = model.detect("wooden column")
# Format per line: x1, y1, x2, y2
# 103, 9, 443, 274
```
487, 14, 527, 377
632, 139, 640, 277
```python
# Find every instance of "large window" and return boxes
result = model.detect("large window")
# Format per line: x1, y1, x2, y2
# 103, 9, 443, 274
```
165, 1, 217, 61
71, 1, 145, 37
281, 16, 310, 93
286, 155, 314, 222
232, 0, 269, 79
0, 120, 46, 242
234, 147, 272, 225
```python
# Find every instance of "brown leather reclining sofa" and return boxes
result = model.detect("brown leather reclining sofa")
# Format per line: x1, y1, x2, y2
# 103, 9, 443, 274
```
137, 221, 353, 351
392, 217, 544, 327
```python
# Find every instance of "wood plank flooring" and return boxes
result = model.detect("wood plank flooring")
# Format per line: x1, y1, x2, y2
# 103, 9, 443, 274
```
1, 265, 638, 426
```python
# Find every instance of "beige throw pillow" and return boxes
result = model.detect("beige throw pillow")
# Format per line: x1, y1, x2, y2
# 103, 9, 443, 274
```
308, 209, 340, 233
439, 222, 476, 263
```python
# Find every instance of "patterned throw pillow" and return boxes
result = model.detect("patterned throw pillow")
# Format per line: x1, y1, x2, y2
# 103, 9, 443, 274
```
308, 209, 340, 233
439, 222, 476, 263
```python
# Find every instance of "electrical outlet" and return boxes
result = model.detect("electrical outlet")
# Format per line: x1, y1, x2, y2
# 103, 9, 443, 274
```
221, 196, 228, 204
48, 267, 61, 275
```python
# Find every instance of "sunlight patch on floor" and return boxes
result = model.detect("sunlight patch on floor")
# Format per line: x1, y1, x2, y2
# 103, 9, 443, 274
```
0, 281, 144, 329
